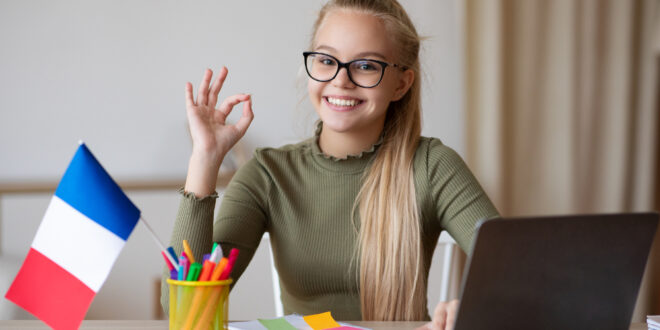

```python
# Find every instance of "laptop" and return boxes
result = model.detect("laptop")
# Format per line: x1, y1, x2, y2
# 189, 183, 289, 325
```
453, 213, 658, 330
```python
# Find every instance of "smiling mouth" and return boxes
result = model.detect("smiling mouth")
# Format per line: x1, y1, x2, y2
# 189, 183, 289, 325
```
324, 96, 364, 108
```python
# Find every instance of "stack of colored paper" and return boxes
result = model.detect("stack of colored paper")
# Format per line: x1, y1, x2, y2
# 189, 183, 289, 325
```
228, 312, 369, 330
648, 315, 660, 330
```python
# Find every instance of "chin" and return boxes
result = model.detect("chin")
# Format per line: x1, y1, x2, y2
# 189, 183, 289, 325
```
318, 115, 359, 133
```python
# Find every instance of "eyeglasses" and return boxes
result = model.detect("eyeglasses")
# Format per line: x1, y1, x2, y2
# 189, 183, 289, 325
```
303, 51, 405, 88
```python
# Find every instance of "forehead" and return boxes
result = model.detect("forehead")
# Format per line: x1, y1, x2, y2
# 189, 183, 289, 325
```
314, 10, 393, 60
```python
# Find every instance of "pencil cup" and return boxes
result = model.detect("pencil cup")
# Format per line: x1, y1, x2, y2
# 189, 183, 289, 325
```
167, 278, 232, 330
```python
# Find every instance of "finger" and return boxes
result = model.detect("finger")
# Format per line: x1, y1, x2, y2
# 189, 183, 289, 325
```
445, 300, 459, 330
233, 98, 254, 136
434, 309, 447, 330
433, 303, 447, 330
185, 82, 195, 108
208, 66, 228, 108
197, 68, 213, 106
218, 93, 251, 116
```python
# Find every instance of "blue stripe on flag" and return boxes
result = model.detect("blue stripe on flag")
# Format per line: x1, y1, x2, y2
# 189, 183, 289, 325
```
54, 144, 140, 241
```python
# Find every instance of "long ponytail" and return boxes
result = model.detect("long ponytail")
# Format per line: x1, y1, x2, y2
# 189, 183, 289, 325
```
311, 0, 425, 321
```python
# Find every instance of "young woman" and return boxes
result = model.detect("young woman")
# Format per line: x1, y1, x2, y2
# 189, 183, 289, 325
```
162, 0, 499, 329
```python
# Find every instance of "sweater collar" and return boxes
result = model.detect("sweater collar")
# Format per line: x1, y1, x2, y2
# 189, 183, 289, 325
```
310, 121, 383, 173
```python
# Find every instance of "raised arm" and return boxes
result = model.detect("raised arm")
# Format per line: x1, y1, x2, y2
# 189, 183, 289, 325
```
161, 67, 254, 315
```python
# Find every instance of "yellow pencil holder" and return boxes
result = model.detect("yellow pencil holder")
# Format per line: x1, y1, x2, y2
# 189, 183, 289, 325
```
167, 278, 232, 330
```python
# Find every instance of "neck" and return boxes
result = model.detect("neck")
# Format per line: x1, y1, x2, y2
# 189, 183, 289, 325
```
319, 122, 384, 159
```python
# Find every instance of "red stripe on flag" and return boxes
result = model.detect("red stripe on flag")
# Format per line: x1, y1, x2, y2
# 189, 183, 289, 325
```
5, 248, 95, 330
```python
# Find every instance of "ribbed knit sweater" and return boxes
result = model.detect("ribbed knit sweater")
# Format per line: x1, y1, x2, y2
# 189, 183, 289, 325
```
161, 127, 499, 320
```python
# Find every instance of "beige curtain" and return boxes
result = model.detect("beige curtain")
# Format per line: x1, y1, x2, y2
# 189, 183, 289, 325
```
464, 0, 660, 321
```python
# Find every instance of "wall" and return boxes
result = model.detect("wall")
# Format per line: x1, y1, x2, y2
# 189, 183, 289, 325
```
0, 0, 465, 320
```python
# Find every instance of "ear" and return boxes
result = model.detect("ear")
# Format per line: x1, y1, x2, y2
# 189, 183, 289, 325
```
391, 68, 415, 101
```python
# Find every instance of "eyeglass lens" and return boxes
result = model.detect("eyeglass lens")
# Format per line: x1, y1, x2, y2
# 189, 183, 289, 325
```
305, 53, 384, 88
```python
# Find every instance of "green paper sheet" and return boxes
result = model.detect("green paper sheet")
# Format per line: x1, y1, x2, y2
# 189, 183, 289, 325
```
258, 317, 297, 330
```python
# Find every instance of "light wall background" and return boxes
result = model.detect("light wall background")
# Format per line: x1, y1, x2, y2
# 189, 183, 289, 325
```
0, 0, 465, 320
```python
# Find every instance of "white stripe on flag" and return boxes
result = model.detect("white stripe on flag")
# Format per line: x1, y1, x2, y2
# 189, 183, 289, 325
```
31, 196, 126, 292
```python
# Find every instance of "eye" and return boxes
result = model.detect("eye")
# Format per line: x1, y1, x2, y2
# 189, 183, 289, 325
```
353, 60, 379, 72
315, 55, 337, 66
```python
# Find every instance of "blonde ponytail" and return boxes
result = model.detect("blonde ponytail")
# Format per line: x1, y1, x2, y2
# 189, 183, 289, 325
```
311, 0, 426, 321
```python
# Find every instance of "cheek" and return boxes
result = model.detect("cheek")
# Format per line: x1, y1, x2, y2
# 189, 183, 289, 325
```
307, 80, 323, 103
367, 88, 395, 109
378, 73, 402, 102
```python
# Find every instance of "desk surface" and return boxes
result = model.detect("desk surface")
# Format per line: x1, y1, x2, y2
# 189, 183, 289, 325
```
0, 320, 650, 329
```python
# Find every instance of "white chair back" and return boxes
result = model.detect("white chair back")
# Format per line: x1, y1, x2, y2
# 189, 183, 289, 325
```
264, 234, 284, 317
436, 232, 460, 303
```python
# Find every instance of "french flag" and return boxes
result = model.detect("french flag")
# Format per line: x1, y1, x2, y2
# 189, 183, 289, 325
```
5, 143, 140, 330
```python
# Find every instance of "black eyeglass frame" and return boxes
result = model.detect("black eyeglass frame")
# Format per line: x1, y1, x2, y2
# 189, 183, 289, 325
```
302, 51, 406, 88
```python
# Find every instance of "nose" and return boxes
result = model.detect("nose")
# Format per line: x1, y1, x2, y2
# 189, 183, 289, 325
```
331, 67, 356, 88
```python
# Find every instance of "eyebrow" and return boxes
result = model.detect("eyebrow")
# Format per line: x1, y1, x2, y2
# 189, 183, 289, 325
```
315, 45, 388, 61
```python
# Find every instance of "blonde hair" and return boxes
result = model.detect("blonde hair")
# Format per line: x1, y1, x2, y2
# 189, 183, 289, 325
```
310, 0, 424, 321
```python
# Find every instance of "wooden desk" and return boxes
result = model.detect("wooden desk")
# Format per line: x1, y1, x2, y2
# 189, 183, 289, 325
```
0, 320, 649, 329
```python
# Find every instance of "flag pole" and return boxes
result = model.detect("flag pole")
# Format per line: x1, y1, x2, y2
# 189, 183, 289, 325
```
139, 216, 178, 270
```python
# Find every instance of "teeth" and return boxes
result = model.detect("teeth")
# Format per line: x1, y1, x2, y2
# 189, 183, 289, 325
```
327, 97, 359, 107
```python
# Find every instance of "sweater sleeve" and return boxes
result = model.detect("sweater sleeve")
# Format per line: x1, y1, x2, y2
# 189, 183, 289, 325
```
426, 138, 500, 253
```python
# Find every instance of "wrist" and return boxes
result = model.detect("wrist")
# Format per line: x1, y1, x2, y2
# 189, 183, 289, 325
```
190, 149, 224, 169
190, 153, 222, 176
184, 153, 224, 198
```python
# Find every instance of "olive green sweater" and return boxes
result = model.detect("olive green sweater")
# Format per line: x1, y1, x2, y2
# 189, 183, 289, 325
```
161, 129, 499, 320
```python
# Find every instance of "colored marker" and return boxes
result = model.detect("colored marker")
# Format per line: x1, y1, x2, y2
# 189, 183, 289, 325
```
177, 268, 184, 281
167, 246, 179, 265
219, 248, 240, 280
209, 246, 219, 263
186, 262, 202, 281
199, 260, 216, 281
215, 244, 223, 260
178, 254, 189, 281
182, 240, 195, 263
211, 257, 228, 281
170, 269, 177, 280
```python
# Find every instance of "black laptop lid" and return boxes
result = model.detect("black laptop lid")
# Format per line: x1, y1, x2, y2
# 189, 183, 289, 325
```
453, 213, 658, 330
